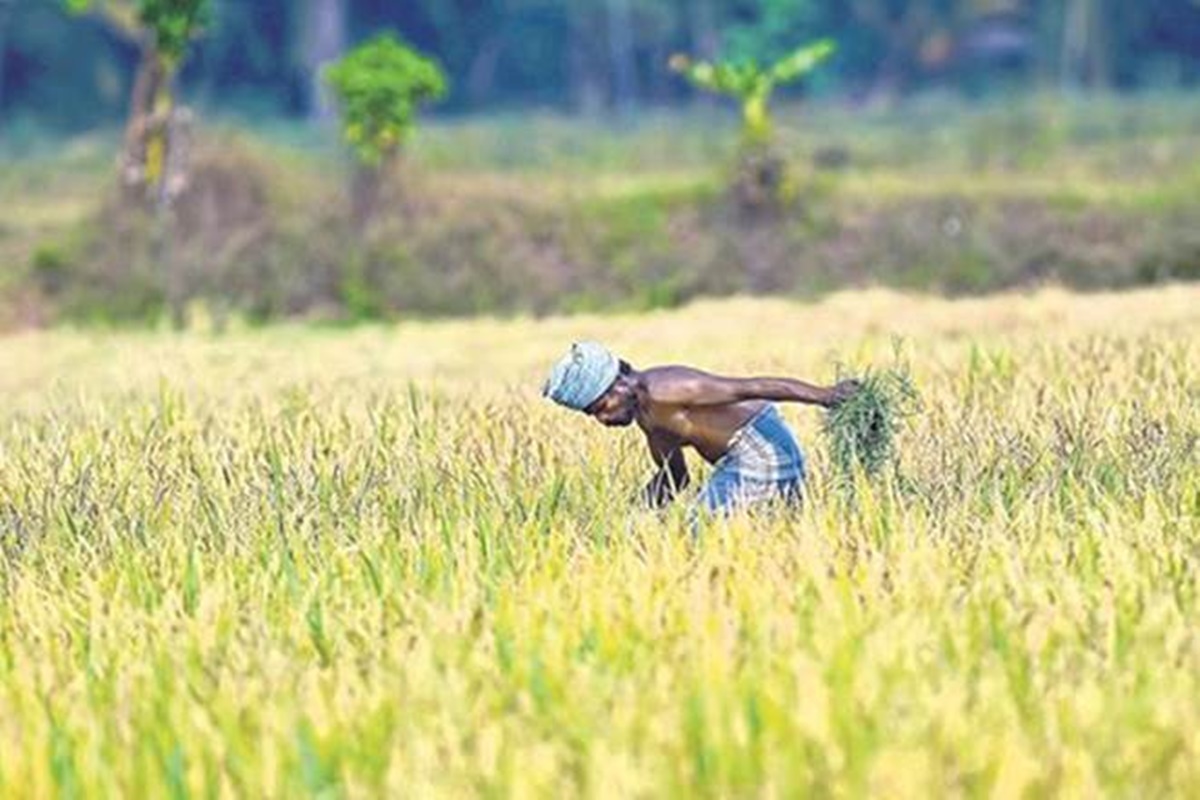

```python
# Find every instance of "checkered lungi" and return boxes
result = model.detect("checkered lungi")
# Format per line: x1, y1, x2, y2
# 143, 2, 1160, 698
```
697, 404, 807, 515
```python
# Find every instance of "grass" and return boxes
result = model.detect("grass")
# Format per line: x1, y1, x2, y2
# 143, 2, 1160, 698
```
1, 285, 1198, 797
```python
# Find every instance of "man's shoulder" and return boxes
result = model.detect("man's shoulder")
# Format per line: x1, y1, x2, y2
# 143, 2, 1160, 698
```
641, 365, 729, 400
641, 364, 693, 376
641, 364, 711, 386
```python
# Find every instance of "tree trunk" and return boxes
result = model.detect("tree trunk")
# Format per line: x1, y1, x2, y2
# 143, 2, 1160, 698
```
121, 43, 168, 205
0, 0, 14, 113
688, 0, 719, 60
1061, 0, 1111, 89
606, 0, 637, 116
685, 0, 719, 108
302, 0, 346, 120
465, 33, 504, 106
121, 42, 193, 326
854, 0, 933, 106
568, 6, 604, 115
350, 155, 394, 230
1032, 0, 1062, 90
868, 41, 908, 105
1085, 0, 1112, 88
1061, 0, 1084, 88
646, 37, 669, 103
156, 210, 186, 330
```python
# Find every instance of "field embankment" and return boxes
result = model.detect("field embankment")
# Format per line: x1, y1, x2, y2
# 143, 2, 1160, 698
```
2, 96, 1199, 326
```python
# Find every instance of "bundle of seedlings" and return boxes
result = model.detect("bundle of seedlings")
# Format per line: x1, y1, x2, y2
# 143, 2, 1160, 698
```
822, 355, 921, 492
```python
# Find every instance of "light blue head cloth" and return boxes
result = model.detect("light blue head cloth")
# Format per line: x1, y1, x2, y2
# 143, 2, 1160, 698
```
543, 341, 620, 411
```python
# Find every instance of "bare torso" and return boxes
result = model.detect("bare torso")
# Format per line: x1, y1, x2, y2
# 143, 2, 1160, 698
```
633, 367, 769, 463
636, 398, 766, 463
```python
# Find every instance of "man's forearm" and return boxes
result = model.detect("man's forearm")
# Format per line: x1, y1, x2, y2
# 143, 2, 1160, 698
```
744, 377, 833, 406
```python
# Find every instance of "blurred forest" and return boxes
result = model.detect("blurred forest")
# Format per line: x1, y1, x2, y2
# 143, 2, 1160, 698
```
2, 0, 1200, 131
0, 2, 1198, 328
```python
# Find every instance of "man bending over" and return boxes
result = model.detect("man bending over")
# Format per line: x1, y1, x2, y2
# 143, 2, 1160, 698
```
543, 342, 858, 514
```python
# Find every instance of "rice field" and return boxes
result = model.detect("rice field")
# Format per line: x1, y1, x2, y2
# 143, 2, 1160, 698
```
1, 285, 1198, 798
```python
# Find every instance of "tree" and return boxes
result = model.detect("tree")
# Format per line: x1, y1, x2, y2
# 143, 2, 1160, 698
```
671, 38, 836, 213
325, 33, 447, 224
0, 0, 14, 113
66, 0, 209, 328
66, 0, 208, 208
300, 0, 346, 119
850, 0, 941, 103
607, 0, 638, 116
1060, 0, 1117, 89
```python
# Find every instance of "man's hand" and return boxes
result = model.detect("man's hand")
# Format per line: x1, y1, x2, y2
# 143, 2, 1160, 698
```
642, 471, 679, 509
642, 434, 689, 508
827, 379, 862, 408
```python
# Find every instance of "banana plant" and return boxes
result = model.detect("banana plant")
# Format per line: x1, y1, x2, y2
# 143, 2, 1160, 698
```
671, 39, 836, 147
671, 39, 835, 214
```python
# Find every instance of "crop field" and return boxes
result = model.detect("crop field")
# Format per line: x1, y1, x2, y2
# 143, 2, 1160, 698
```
1, 285, 1198, 797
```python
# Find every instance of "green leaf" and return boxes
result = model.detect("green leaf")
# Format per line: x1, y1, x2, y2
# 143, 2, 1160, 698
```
769, 38, 837, 84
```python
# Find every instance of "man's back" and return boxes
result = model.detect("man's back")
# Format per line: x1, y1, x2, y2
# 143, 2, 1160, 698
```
636, 366, 769, 463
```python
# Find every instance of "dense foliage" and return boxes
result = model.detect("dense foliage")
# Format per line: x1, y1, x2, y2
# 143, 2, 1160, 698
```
65, 0, 210, 64
4, 0, 1200, 130
325, 34, 446, 167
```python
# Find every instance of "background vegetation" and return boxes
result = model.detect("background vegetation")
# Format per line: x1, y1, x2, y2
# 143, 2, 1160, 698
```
3, 94, 1198, 327
1, 1, 1198, 325
3, 0, 1200, 128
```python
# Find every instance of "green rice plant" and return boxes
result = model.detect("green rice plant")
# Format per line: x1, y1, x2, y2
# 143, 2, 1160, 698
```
823, 349, 921, 493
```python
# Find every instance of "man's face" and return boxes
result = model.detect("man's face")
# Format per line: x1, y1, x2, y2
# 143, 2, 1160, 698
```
586, 377, 637, 427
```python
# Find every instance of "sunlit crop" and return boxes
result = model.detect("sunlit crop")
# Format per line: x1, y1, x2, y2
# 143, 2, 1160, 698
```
1, 286, 1197, 797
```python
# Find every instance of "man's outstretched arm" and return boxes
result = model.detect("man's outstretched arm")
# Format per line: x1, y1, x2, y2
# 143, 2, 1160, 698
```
645, 366, 857, 408
643, 433, 690, 508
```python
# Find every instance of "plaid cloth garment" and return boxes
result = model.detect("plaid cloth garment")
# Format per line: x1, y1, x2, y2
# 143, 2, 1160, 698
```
697, 404, 807, 515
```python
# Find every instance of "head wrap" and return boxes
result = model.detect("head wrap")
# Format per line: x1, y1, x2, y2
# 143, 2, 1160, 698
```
542, 341, 620, 411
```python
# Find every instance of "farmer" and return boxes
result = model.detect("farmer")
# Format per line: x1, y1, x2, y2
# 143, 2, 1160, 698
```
543, 342, 859, 515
